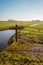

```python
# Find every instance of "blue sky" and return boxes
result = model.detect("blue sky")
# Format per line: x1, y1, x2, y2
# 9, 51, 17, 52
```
0, 0, 43, 21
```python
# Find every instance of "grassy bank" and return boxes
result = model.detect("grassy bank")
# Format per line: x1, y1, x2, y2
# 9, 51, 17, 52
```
0, 21, 43, 65
0, 21, 40, 30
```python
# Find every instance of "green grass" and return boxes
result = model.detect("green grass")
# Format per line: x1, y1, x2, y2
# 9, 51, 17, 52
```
0, 21, 41, 30
0, 42, 43, 65
0, 21, 43, 65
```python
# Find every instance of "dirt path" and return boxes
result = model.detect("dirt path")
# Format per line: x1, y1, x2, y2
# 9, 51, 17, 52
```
29, 23, 40, 27
28, 44, 43, 57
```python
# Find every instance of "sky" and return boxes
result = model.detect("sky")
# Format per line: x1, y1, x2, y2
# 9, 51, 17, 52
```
0, 0, 43, 21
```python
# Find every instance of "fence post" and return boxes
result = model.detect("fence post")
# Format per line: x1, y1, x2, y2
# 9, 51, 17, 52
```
16, 25, 17, 42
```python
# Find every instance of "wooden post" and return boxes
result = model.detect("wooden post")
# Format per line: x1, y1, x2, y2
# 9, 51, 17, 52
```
16, 25, 17, 42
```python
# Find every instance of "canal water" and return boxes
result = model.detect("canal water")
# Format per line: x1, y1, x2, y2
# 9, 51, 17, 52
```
0, 30, 15, 51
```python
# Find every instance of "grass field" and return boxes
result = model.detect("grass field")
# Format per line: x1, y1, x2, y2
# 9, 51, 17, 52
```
0, 21, 41, 30
0, 21, 43, 65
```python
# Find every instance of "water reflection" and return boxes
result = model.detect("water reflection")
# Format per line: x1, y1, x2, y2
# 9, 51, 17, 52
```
0, 30, 15, 51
